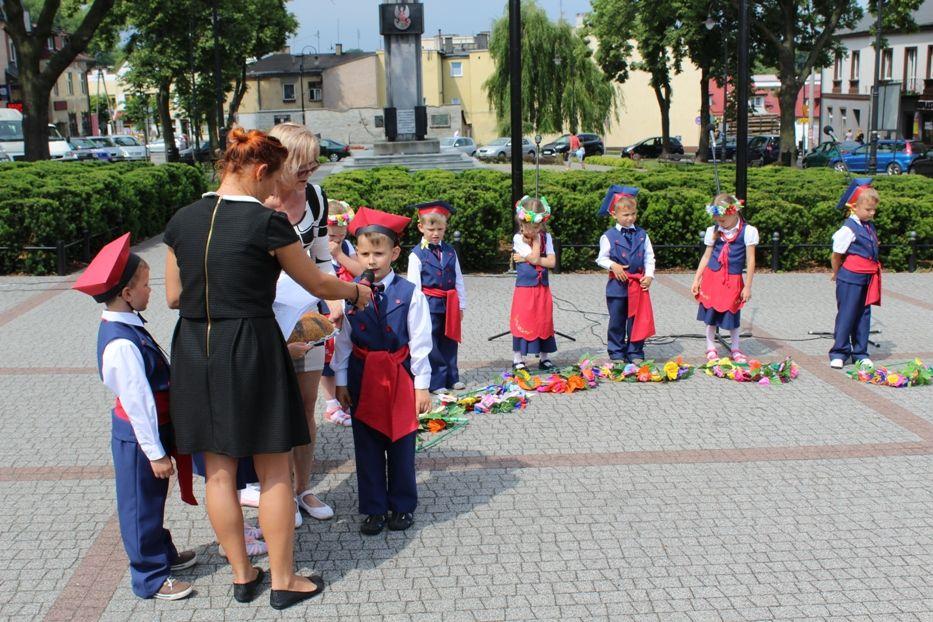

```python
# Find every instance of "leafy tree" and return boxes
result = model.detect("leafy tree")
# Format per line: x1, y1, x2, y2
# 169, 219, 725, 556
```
586, 0, 687, 155
88, 94, 113, 130
484, 0, 616, 135
2, 0, 124, 159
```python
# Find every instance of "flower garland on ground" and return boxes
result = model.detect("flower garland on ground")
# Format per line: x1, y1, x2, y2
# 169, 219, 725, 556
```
699, 357, 799, 385
847, 359, 932, 388
504, 356, 694, 394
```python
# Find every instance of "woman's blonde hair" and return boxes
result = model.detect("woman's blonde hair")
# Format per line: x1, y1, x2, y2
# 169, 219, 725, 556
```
267, 123, 320, 184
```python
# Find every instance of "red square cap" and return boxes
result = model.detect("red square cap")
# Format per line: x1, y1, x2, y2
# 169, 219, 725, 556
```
348, 206, 411, 242
72, 233, 142, 302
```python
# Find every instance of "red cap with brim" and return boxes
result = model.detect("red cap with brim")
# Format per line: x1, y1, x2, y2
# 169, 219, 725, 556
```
72, 233, 142, 303
410, 200, 455, 218
348, 206, 411, 243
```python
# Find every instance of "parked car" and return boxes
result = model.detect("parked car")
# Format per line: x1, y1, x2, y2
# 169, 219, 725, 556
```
0, 145, 11, 162
440, 136, 477, 157
705, 139, 737, 162
178, 143, 214, 165
907, 148, 933, 177
828, 139, 927, 175
747, 135, 781, 165
802, 140, 861, 168
84, 136, 123, 161
319, 138, 351, 162
476, 137, 536, 161
66, 137, 103, 160
541, 133, 604, 160
0, 108, 72, 159
109, 134, 149, 161
619, 136, 684, 159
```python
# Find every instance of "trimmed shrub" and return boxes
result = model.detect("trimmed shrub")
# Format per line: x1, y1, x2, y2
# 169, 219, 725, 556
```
0, 161, 205, 275
323, 165, 933, 272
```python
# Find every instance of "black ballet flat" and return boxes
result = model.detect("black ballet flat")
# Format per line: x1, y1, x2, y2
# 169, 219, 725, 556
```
269, 574, 325, 610
233, 566, 264, 603
388, 511, 414, 531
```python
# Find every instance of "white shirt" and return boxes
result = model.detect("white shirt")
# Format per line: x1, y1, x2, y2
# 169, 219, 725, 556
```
406, 240, 467, 310
513, 232, 554, 257
595, 225, 656, 277
332, 271, 434, 390
832, 215, 862, 254
99, 311, 166, 461
704, 222, 759, 247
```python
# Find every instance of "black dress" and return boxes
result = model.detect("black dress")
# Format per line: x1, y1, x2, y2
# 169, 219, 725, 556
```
163, 194, 311, 456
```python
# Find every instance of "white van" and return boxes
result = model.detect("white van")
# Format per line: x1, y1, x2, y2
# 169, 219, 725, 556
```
0, 108, 72, 160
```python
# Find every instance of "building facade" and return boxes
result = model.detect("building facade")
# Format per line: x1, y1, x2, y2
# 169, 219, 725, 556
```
820, 0, 933, 145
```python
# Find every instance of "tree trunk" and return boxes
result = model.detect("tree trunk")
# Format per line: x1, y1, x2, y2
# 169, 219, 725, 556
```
206, 113, 218, 158
156, 81, 179, 162
21, 67, 51, 161
697, 69, 711, 163
225, 63, 248, 129
654, 84, 672, 155
777, 81, 800, 167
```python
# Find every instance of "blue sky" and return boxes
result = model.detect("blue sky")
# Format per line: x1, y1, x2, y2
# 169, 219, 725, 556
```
286, 0, 593, 53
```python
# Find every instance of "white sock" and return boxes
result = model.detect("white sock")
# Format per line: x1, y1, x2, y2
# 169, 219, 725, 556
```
325, 399, 340, 410
705, 325, 717, 351
513, 352, 524, 364
730, 328, 741, 351
540, 353, 551, 361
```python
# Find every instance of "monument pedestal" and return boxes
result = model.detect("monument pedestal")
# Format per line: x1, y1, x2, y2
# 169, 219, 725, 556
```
335, 147, 476, 172
373, 138, 440, 156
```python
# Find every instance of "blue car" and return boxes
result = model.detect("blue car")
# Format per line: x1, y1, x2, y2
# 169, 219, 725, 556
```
828, 139, 927, 175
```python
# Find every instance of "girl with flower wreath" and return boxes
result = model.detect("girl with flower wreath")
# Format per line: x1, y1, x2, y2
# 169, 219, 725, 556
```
510, 196, 557, 370
691, 193, 759, 362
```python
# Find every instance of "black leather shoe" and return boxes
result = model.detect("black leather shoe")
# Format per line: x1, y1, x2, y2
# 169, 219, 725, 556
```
269, 574, 324, 610
233, 566, 264, 603
360, 514, 386, 535
538, 359, 556, 371
388, 511, 414, 531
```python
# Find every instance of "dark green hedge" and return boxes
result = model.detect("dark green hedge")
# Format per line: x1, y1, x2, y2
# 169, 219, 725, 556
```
0, 161, 205, 275
322, 165, 933, 272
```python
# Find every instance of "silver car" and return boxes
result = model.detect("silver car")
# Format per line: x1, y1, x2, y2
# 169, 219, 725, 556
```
440, 136, 476, 157
110, 135, 149, 161
475, 137, 535, 161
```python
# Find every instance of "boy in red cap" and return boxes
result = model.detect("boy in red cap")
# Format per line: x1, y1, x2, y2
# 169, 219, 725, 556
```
332, 207, 433, 535
406, 200, 467, 393
73, 234, 197, 600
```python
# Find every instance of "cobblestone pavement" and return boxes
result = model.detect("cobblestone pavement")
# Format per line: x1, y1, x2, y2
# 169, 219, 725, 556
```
1, 237, 931, 621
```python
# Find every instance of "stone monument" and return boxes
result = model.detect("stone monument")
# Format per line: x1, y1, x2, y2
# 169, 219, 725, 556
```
337, 0, 475, 171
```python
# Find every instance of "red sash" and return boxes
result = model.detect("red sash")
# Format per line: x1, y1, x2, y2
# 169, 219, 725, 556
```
115, 391, 196, 506
608, 271, 656, 342
843, 255, 882, 306
421, 287, 462, 342
335, 264, 354, 283
351, 345, 417, 442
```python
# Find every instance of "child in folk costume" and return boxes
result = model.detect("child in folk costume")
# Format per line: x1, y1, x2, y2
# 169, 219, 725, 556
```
691, 193, 759, 362
595, 186, 656, 363
320, 200, 362, 426
829, 178, 882, 369
510, 196, 558, 370
333, 207, 433, 536
73, 234, 198, 601
406, 200, 467, 393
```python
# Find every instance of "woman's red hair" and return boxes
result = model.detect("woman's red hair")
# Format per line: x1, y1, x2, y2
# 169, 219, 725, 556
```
219, 127, 289, 177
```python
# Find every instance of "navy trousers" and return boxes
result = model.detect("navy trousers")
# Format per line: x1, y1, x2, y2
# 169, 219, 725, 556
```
428, 312, 459, 391
111, 416, 178, 598
830, 280, 871, 363
607, 296, 645, 362
351, 419, 417, 516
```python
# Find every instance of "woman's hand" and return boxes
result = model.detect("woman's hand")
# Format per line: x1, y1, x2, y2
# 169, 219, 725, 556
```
351, 283, 373, 310
287, 342, 311, 359
415, 389, 432, 415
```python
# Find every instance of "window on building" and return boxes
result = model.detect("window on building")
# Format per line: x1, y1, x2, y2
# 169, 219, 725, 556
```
47, 37, 55, 51
67, 72, 74, 96
928, 45, 933, 79
850, 51, 860, 80
308, 85, 322, 102
450, 61, 463, 77
53, 80, 59, 96
853, 109, 861, 127
80, 74, 86, 94
826, 106, 833, 122
8, 39, 16, 64
833, 54, 843, 81
68, 112, 78, 137
282, 83, 295, 102
749, 95, 765, 112
881, 48, 893, 80
273, 114, 291, 124
451, 97, 461, 105
904, 47, 918, 91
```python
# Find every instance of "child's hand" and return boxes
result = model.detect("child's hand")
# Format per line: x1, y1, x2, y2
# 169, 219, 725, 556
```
287, 342, 312, 360
414, 389, 432, 415
328, 304, 344, 328
640, 275, 653, 290
740, 285, 752, 303
610, 263, 629, 281
328, 239, 341, 257
512, 253, 526, 263
830, 273, 837, 282
150, 456, 174, 479
335, 386, 352, 412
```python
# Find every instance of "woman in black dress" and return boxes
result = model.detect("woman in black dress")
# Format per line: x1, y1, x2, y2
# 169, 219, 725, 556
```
163, 128, 371, 609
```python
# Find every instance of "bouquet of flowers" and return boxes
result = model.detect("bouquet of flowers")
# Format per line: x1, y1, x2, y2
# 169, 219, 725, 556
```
416, 410, 469, 452
847, 358, 932, 388
598, 357, 694, 383
700, 356, 799, 385
504, 355, 694, 391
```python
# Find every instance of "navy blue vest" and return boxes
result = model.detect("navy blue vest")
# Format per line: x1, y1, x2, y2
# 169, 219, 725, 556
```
605, 226, 647, 298
412, 242, 458, 315
838, 219, 879, 286
515, 233, 550, 287
707, 223, 748, 275
96, 319, 171, 394
346, 274, 414, 352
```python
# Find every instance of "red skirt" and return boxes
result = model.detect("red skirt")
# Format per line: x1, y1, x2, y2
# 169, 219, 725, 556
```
510, 285, 554, 341
695, 266, 744, 314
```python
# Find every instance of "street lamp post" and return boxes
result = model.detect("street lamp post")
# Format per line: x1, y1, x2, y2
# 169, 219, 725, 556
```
298, 45, 318, 128
868, 0, 883, 173
704, 14, 728, 157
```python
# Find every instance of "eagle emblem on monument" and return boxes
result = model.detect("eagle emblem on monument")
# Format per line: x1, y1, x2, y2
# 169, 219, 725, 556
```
393, 5, 412, 30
